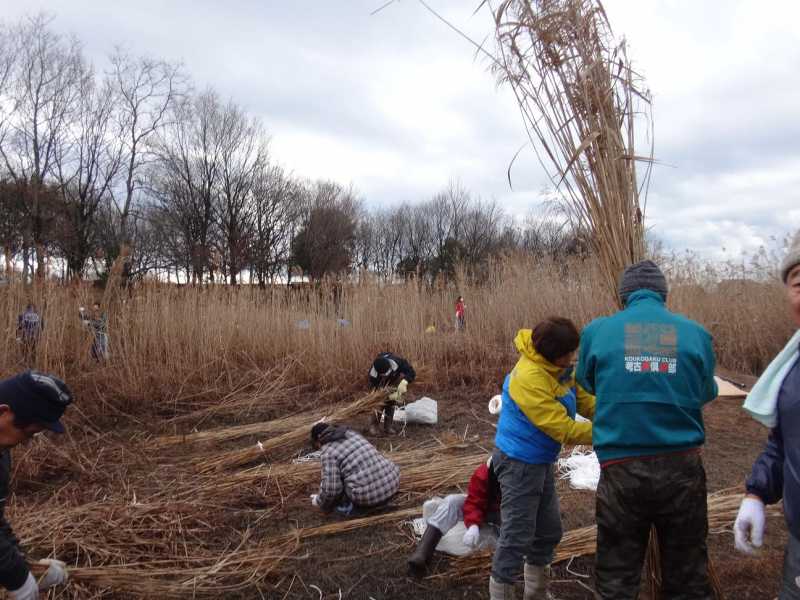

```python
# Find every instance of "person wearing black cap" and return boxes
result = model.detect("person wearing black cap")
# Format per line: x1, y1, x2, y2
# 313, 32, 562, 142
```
576, 260, 718, 599
0, 371, 73, 600
368, 352, 416, 436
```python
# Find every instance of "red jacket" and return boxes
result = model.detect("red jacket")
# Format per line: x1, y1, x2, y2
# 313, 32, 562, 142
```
462, 462, 501, 528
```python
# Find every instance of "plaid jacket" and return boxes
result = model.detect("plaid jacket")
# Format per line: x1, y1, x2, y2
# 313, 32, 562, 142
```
318, 429, 400, 510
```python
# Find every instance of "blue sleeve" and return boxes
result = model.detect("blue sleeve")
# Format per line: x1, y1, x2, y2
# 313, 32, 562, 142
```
576, 327, 596, 395
746, 422, 784, 505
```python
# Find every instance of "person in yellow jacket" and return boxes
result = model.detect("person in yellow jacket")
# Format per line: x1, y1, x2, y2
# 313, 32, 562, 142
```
490, 318, 595, 600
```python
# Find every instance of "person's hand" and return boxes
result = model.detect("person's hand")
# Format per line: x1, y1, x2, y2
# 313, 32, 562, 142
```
8, 573, 38, 600
310, 494, 320, 508
734, 495, 766, 554
462, 524, 480, 548
37, 558, 68, 589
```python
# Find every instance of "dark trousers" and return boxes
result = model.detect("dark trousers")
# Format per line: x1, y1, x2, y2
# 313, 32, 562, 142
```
490, 449, 562, 583
595, 451, 711, 600
781, 533, 800, 599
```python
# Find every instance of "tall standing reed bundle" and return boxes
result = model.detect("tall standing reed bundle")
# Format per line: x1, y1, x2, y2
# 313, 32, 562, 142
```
491, 0, 653, 304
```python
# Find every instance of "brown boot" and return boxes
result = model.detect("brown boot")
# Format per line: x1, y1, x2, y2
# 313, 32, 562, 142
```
407, 525, 443, 578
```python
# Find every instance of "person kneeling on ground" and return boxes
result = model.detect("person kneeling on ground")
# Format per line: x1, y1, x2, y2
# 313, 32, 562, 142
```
309, 422, 400, 516
368, 352, 416, 436
408, 456, 501, 578
491, 319, 595, 600
734, 231, 800, 597
0, 371, 73, 600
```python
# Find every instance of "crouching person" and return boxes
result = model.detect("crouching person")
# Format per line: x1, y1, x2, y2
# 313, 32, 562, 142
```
491, 319, 595, 600
368, 352, 416, 435
310, 422, 400, 516
0, 371, 73, 600
408, 456, 501, 578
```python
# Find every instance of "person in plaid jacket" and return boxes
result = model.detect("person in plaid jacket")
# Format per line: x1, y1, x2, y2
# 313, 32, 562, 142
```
309, 423, 400, 515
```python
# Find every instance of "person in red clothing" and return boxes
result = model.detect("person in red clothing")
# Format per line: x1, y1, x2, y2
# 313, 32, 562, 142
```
407, 457, 500, 577
455, 296, 466, 331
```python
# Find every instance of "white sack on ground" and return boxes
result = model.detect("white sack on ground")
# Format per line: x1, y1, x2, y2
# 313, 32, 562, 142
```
410, 497, 497, 556
393, 397, 437, 425
558, 447, 600, 491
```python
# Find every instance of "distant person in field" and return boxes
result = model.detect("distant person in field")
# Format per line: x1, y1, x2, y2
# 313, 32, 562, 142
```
576, 260, 718, 600
408, 456, 501, 578
80, 302, 108, 361
368, 352, 416, 435
0, 371, 72, 600
490, 318, 595, 600
16, 305, 42, 363
455, 296, 466, 331
309, 422, 399, 517
734, 231, 800, 597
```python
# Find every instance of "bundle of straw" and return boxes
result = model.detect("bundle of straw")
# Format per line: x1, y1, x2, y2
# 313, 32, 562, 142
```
438, 492, 782, 581
194, 391, 384, 472
491, 0, 653, 304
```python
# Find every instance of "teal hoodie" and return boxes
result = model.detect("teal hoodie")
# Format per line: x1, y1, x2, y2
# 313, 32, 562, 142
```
576, 289, 718, 464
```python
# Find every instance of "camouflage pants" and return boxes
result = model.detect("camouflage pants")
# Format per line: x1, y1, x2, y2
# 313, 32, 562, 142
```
595, 451, 711, 600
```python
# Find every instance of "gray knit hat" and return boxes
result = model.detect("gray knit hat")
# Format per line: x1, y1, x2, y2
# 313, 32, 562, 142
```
619, 260, 668, 304
780, 230, 800, 283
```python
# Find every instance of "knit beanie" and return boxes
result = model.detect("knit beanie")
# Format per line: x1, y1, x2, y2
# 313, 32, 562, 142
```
780, 230, 800, 283
618, 260, 668, 305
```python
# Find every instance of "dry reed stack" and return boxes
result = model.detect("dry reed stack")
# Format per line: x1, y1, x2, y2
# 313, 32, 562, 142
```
194, 390, 385, 472
492, 0, 653, 304
437, 491, 781, 582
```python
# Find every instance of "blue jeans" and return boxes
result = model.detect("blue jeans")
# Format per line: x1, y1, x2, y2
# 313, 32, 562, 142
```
490, 449, 562, 583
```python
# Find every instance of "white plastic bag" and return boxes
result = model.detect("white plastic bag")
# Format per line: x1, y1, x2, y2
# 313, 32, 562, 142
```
394, 397, 437, 425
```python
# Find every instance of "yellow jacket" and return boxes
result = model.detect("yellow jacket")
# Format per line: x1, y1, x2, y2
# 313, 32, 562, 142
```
496, 330, 595, 462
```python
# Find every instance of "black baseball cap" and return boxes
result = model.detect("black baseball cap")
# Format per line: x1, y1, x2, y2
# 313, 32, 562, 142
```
0, 371, 73, 433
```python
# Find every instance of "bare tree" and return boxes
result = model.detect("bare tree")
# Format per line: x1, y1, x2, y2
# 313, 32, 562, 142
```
215, 102, 267, 284
53, 71, 123, 278
108, 48, 185, 277
249, 164, 300, 286
0, 14, 85, 279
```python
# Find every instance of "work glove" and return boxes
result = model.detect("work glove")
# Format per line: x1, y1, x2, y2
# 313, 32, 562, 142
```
488, 395, 502, 415
462, 524, 480, 548
388, 379, 409, 403
8, 573, 38, 600
37, 558, 68, 589
734, 496, 766, 554
310, 494, 320, 508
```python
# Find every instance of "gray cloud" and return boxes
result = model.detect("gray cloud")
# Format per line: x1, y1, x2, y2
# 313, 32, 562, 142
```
5, 0, 798, 260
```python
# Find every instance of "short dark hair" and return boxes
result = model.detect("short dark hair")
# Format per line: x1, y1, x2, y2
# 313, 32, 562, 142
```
531, 317, 580, 364
310, 422, 329, 443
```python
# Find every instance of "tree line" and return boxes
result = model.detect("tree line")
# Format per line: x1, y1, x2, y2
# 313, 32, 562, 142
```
0, 14, 586, 286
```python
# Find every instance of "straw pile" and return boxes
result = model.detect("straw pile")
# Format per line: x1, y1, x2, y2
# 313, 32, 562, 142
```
491, 0, 653, 304
193, 390, 385, 472
437, 491, 782, 582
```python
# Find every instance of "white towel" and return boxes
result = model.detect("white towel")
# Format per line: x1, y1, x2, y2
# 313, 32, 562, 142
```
743, 329, 800, 428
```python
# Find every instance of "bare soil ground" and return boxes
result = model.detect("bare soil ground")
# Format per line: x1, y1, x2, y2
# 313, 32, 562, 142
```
272, 376, 784, 600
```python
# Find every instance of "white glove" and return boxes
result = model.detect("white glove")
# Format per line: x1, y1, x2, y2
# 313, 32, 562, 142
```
310, 494, 320, 508
734, 496, 766, 554
462, 524, 480, 548
8, 572, 38, 600
488, 395, 502, 415
397, 379, 408, 395
37, 558, 68, 589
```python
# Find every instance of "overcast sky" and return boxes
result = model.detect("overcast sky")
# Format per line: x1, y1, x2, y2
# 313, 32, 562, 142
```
6, 0, 800, 260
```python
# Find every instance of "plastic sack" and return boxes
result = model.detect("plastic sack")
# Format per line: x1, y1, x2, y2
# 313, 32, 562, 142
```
394, 397, 437, 425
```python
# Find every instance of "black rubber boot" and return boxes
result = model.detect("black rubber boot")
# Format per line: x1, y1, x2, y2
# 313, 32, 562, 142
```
383, 404, 397, 435
407, 525, 443, 578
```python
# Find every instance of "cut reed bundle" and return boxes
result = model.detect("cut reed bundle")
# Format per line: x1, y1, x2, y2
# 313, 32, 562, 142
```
194, 391, 385, 472
438, 492, 782, 581
491, 0, 653, 304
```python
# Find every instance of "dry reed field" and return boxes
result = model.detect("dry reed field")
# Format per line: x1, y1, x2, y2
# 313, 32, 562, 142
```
0, 252, 794, 599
